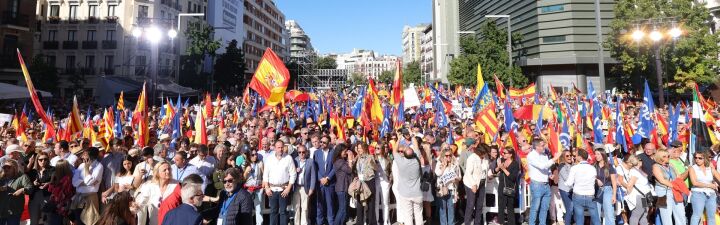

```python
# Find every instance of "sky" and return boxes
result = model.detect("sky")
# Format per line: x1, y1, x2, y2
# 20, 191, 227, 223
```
275, 0, 432, 56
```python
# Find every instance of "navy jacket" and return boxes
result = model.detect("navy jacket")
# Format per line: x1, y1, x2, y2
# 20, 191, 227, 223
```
294, 157, 317, 194
161, 204, 202, 225
218, 189, 254, 225
314, 149, 336, 185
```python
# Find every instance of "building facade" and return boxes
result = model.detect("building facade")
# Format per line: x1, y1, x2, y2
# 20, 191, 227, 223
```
431, 0, 459, 83
34, 0, 206, 97
285, 19, 314, 61
242, 0, 288, 73
420, 24, 433, 83
333, 49, 399, 80
207, 0, 245, 54
1, 0, 37, 84
402, 24, 428, 64
457, 0, 616, 93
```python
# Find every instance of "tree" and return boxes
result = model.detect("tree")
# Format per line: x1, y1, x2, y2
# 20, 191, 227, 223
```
316, 56, 337, 69
403, 61, 422, 85
348, 72, 367, 86
448, 20, 528, 89
378, 70, 394, 85
608, 0, 720, 93
28, 55, 59, 94
213, 39, 247, 94
183, 21, 222, 90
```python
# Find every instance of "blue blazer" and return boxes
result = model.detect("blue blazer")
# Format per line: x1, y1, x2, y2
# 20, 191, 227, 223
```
161, 204, 202, 225
295, 157, 317, 194
313, 148, 336, 185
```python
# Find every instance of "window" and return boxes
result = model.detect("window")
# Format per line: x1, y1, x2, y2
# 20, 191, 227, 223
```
46, 56, 56, 67
543, 35, 566, 43
541, 4, 565, 13
67, 30, 76, 41
50, 5, 59, 17
138, 5, 149, 18
69, 5, 78, 19
66, 56, 76, 69
48, 30, 57, 41
161, 10, 165, 19
85, 55, 95, 68
187, 2, 191, 13
104, 56, 114, 69
88, 5, 98, 18
105, 30, 115, 41
108, 5, 116, 17
86, 30, 96, 41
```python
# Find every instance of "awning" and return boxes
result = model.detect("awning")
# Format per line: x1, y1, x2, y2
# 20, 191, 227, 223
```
95, 77, 143, 106
0, 83, 53, 100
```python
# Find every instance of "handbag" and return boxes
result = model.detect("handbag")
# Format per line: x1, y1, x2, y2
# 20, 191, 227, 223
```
634, 185, 655, 208
416, 158, 430, 192
502, 174, 515, 196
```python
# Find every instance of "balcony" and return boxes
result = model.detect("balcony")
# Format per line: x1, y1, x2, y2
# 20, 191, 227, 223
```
62, 41, 78, 49
43, 41, 59, 49
48, 16, 60, 24
1, 11, 29, 27
80, 67, 96, 75
68, 18, 80, 24
158, 68, 175, 77
105, 16, 118, 24
82, 41, 98, 49
102, 40, 117, 49
103, 68, 115, 75
87, 17, 100, 24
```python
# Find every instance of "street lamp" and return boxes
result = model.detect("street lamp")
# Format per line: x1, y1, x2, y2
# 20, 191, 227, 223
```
629, 19, 683, 107
132, 25, 178, 105
485, 14, 513, 87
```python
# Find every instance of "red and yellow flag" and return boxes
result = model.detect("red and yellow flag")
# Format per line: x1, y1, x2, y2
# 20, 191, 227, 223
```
16, 49, 54, 132
493, 74, 506, 99
68, 96, 83, 136
509, 83, 536, 99
248, 48, 290, 106
194, 109, 207, 145
390, 60, 403, 108
117, 91, 125, 111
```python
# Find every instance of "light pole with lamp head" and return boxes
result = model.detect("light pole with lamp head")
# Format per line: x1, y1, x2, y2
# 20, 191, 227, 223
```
629, 19, 682, 107
485, 14, 512, 87
132, 25, 177, 105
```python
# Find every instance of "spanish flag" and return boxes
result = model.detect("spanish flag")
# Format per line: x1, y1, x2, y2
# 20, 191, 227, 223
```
194, 109, 207, 145
493, 74, 506, 99
390, 60, 403, 108
509, 83, 536, 99
16, 49, 54, 133
248, 48, 290, 106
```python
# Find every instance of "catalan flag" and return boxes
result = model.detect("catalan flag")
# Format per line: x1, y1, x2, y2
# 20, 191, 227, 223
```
117, 91, 125, 111
248, 48, 290, 106
68, 96, 83, 137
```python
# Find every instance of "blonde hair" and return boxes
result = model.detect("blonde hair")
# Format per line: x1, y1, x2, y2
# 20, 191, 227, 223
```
151, 161, 172, 184
653, 149, 669, 163
624, 154, 639, 167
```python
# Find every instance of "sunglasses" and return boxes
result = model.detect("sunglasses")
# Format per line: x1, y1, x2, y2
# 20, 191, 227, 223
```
695, 157, 704, 160
38, 158, 48, 161
70, 145, 78, 148
321, 141, 329, 144
223, 179, 234, 184
298, 151, 306, 154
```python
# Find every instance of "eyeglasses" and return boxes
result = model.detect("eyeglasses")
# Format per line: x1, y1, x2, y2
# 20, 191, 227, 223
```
250, 126, 256, 128
301, 133, 308, 135
23, 145, 30, 147
223, 179, 234, 184
298, 151, 306, 154
695, 157, 704, 160
564, 155, 572, 158
321, 141, 329, 144
70, 145, 78, 148
38, 158, 48, 161
444, 154, 452, 157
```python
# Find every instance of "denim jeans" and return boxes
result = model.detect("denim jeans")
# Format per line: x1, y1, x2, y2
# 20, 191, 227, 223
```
0, 215, 21, 225
596, 186, 615, 225
335, 191, 348, 225
573, 195, 600, 225
437, 190, 455, 225
657, 190, 686, 225
529, 181, 551, 225
253, 190, 264, 225
559, 189, 573, 224
691, 191, 717, 225
269, 191, 290, 225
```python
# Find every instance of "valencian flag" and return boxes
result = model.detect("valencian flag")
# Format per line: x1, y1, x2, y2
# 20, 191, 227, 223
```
16, 49, 55, 133
690, 85, 712, 157
473, 85, 499, 143
248, 48, 290, 106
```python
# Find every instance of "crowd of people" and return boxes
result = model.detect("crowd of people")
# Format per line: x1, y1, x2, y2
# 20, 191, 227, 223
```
0, 81, 719, 225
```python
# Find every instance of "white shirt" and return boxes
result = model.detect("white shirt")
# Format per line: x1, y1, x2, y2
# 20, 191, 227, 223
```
462, 153, 489, 188
527, 149, 555, 183
629, 168, 652, 195
691, 165, 714, 194
262, 154, 296, 192
50, 152, 78, 168
564, 161, 597, 196
295, 159, 306, 186
189, 156, 217, 177
72, 160, 104, 193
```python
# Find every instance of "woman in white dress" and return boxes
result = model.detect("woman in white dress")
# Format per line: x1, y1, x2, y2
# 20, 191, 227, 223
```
134, 161, 179, 225
102, 155, 136, 203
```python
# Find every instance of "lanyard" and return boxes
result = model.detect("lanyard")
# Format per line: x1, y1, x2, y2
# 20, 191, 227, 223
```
176, 165, 186, 180
220, 191, 237, 217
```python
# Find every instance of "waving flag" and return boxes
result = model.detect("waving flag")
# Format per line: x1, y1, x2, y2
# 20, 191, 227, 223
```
615, 96, 628, 152
669, 103, 681, 143
637, 80, 655, 138
431, 85, 449, 127
16, 49, 54, 132
351, 87, 366, 120
390, 60, 403, 108
248, 48, 290, 106
194, 110, 207, 145
117, 91, 125, 111
367, 79, 384, 125
474, 84, 499, 141
535, 103, 546, 135
504, 98, 519, 132
690, 85, 712, 158
494, 74, 506, 99
560, 119, 571, 150
509, 83, 536, 99
549, 84, 559, 102
592, 99, 604, 143
68, 96, 83, 136
476, 64, 485, 96
587, 81, 596, 99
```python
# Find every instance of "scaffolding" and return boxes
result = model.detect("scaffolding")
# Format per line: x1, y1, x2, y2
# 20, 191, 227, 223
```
295, 50, 347, 91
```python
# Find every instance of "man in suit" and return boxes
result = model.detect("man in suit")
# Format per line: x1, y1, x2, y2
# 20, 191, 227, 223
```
293, 145, 317, 225
314, 135, 336, 225
162, 183, 204, 225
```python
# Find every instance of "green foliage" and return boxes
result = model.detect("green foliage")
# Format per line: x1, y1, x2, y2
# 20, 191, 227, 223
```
378, 70, 394, 85
403, 61, 422, 85
448, 20, 527, 89
316, 56, 337, 69
28, 55, 59, 94
213, 39, 247, 94
608, 0, 720, 93
348, 72, 367, 86
184, 21, 222, 90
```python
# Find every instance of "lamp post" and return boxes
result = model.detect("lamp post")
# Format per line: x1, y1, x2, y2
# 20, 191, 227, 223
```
132, 25, 177, 105
629, 18, 682, 107
485, 14, 512, 87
